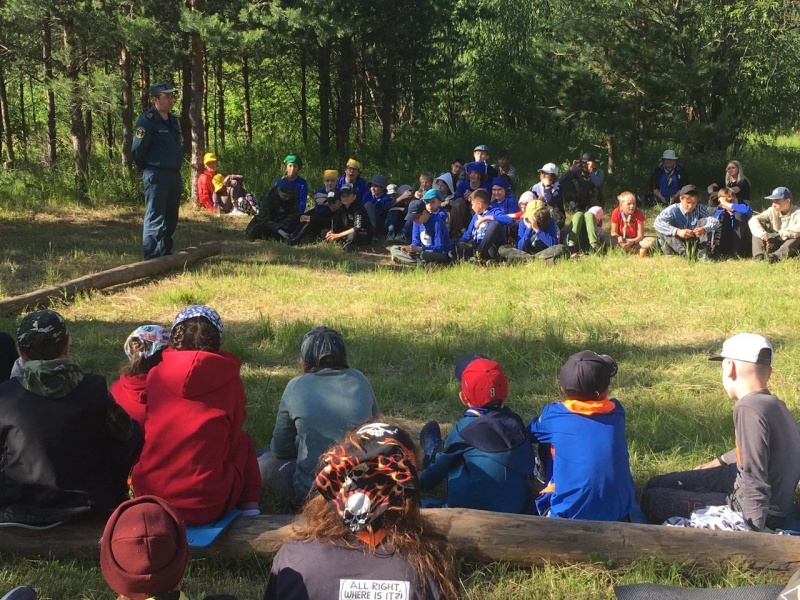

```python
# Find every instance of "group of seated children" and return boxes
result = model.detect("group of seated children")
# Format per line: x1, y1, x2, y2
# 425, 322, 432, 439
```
0, 306, 261, 530
419, 352, 635, 521
225, 143, 800, 265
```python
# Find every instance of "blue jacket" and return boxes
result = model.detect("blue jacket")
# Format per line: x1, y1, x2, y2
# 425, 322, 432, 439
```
412, 211, 452, 254
531, 182, 564, 214
336, 176, 369, 204
713, 203, 753, 227
649, 164, 685, 202
529, 398, 635, 521
275, 176, 309, 214
517, 218, 559, 252
490, 195, 519, 215
454, 181, 491, 201
364, 192, 393, 216
420, 406, 536, 514
460, 208, 513, 244
131, 107, 183, 172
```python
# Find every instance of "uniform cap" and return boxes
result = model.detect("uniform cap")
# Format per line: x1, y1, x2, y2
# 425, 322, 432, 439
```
473, 144, 490, 153
323, 169, 339, 180
490, 177, 509, 190
150, 83, 175, 97
346, 158, 362, 170
465, 161, 487, 175
581, 151, 597, 162
203, 153, 218, 165
678, 184, 699, 197
339, 183, 356, 195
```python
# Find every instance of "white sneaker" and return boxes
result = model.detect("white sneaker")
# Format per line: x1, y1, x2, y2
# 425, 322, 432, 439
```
229, 208, 249, 217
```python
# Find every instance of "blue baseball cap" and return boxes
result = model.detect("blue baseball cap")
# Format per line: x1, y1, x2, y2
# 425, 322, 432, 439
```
150, 83, 175, 96
422, 189, 442, 202
465, 161, 487, 175
405, 199, 426, 221
765, 186, 792, 200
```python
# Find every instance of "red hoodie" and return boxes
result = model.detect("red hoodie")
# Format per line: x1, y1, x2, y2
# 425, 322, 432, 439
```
109, 373, 147, 426
131, 348, 261, 525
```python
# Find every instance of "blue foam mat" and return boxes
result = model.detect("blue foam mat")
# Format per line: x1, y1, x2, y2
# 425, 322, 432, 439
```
186, 509, 241, 548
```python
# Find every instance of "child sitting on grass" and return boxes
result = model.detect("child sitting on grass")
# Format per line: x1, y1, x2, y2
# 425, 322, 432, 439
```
529, 351, 635, 521
110, 325, 170, 426
131, 305, 261, 526
457, 188, 513, 263
389, 193, 454, 267
609, 191, 655, 257
418, 355, 536, 514
564, 206, 607, 254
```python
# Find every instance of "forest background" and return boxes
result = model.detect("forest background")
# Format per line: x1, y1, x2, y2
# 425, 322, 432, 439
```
1, 1, 800, 598
1, 0, 800, 206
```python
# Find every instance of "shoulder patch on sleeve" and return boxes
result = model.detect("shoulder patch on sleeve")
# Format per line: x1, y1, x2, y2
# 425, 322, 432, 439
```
135, 127, 146, 139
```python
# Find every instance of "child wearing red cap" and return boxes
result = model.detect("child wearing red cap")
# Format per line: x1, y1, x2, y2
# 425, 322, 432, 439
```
529, 351, 635, 521
418, 355, 536, 514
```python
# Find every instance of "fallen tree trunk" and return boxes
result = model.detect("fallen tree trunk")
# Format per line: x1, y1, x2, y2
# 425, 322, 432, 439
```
0, 242, 222, 316
0, 509, 798, 575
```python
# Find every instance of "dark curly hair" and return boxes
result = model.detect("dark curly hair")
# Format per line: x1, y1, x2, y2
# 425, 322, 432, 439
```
170, 317, 221, 352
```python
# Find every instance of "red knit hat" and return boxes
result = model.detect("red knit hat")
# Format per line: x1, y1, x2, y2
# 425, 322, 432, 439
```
101, 496, 189, 600
459, 358, 508, 408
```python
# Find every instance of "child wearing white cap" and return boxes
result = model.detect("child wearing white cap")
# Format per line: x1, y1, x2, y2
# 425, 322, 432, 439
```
642, 333, 800, 531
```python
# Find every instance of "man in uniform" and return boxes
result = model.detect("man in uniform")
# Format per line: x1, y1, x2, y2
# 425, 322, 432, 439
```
132, 83, 183, 260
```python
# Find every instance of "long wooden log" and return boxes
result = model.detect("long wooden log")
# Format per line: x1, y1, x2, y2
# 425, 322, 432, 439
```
0, 509, 798, 575
0, 242, 222, 316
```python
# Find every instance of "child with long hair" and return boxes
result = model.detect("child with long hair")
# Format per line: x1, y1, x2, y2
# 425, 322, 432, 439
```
131, 305, 261, 525
109, 325, 170, 426
264, 422, 458, 599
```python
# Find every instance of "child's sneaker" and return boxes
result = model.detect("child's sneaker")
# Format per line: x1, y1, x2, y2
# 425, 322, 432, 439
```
420, 421, 442, 461
395, 232, 407, 243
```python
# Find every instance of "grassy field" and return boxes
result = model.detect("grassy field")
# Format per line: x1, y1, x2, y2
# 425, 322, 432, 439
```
1, 201, 799, 597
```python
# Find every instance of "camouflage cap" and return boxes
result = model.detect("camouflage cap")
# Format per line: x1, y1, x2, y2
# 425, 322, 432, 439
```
17, 309, 69, 348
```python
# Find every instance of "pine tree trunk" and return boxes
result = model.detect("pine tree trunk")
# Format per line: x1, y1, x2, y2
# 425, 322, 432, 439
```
18, 73, 27, 158
188, 29, 205, 206
0, 66, 15, 170
63, 22, 89, 201
180, 42, 192, 157
43, 17, 57, 166
335, 38, 354, 162
119, 46, 134, 168
139, 64, 150, 113
300, 48, 307, 145
203, 55, 209, 149
241, 55, 252, 147
215, 55, 224, 149
317, 42, 331, 157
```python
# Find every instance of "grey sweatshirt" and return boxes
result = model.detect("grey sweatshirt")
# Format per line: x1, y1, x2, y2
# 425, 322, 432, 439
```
720, 389, 800, 530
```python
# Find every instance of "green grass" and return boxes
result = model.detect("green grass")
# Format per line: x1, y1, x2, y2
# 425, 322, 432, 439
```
3, 135, 800, 597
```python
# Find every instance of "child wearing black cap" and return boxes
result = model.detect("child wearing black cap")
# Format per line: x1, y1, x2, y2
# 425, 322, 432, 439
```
529, 350, 635, 521
245, 180, 300, 242
388, 193, 454, 267
0, 309, 142, 523
418, 355, 536, 514
260, 327, 379, 506
323, 183, 374, 251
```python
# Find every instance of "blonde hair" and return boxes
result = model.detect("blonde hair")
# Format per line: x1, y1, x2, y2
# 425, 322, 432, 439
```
718, 187, 735, 201
617, 191, 636, 205
725, 161, 746, 185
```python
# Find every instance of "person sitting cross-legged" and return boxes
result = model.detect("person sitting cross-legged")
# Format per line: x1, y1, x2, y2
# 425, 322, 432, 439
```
653, 184, 719, 260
